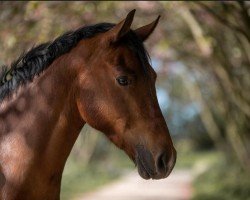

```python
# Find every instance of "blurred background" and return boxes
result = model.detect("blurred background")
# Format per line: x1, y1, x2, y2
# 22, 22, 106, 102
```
0, 1, 249, 200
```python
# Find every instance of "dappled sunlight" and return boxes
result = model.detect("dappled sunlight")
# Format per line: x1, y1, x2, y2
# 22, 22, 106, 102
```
1, 1, 249, 200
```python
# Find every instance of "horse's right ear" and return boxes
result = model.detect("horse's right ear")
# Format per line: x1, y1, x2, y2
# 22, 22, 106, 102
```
107, 9, 136, 42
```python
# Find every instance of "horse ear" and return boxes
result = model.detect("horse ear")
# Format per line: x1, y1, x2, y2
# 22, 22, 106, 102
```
134, 16, 160, 42
108, 9, 136, 42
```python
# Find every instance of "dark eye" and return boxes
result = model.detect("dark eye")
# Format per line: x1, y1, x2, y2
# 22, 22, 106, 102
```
116, 76, 130, 86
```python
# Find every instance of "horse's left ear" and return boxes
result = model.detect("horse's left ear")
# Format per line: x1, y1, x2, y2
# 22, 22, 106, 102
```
134, 15, 161, 42
107, 9, 136, 42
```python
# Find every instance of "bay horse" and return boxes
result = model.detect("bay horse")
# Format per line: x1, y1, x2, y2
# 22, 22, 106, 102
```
0, 10, 176, 200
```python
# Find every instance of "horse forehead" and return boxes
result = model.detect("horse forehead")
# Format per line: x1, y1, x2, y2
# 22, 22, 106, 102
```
107, 46, 147, 71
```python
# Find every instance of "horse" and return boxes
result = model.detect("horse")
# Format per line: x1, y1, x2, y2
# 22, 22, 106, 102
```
0, 9, 176, 200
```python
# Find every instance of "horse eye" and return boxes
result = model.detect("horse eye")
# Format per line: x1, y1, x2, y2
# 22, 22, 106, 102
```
116, 76, 130, 86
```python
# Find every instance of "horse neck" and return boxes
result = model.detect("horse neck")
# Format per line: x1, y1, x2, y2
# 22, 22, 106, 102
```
0, 53, 85, 199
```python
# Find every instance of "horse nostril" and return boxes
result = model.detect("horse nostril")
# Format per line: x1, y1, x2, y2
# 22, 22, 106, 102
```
156, 152, 168, 173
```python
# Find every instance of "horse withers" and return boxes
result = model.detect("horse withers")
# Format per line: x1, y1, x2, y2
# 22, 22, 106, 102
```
0, 10, 176, 200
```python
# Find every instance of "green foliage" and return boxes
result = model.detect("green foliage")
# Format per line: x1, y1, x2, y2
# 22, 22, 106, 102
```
61, 141, 133, 200
193, 160, 250, 200
175, 139, 220, 169
1, 1, 250, 198
61, 161, 117, 200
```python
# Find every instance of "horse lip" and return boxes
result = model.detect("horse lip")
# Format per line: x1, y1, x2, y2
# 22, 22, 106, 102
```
136, 154, 157, 179
136, 158, 150, 179
136, 156, 172, 180
135, 145, 157, 179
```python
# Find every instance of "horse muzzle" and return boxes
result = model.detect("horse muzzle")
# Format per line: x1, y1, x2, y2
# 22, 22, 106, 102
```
135, 145, 176, 180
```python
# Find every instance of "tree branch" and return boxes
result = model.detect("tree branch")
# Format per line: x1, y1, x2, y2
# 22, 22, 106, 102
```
196, 2, 250, 42
237, 1, 250, 32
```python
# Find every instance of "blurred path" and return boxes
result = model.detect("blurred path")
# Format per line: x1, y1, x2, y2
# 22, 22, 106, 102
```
76, 169, 193, 200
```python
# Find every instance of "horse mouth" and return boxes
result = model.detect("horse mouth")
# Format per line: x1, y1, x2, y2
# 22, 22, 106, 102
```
136, 154, 156, 179
135, 145, 157, 180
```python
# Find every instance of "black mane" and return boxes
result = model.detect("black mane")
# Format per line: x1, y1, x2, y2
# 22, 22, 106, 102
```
0, 22, 149, 102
